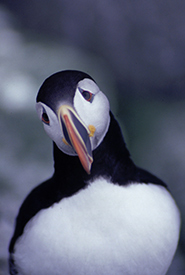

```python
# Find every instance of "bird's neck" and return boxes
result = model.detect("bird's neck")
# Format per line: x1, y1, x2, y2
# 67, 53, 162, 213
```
91, 112, 135, 183
53, 112, 135, 193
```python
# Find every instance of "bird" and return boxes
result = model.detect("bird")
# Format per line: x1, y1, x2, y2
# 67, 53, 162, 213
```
9, 70, 180, 275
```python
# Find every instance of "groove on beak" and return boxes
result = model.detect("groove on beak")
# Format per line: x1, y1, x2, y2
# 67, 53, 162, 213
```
58, 105, 93, 174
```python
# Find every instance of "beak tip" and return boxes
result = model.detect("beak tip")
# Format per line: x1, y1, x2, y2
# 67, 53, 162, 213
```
84, 159, 93, 175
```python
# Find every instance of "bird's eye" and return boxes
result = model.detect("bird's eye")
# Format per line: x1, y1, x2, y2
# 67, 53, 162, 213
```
42, 111, 50, 125
81, 90, 94, 102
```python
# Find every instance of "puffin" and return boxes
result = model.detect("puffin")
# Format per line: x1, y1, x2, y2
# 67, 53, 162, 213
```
9, 70, 180, 275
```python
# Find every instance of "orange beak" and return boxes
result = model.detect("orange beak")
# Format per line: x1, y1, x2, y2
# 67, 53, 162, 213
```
58, 105, 93, 174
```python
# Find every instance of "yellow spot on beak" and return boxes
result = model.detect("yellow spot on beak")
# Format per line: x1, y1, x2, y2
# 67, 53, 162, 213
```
88, 125, 96, 137
62, 137, 70, 146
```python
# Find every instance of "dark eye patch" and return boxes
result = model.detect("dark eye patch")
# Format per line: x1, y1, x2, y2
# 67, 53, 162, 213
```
42, 109, 50, 125
78, 88, 94, 103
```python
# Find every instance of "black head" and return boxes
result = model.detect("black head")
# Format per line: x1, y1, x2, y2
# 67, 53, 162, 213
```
36, 70, 94, 111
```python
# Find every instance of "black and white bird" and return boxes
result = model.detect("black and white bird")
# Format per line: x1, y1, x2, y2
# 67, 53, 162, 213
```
9, 70, 180, 275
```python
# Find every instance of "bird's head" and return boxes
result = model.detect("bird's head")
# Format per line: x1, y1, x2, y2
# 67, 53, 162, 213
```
36, 70, 110, 174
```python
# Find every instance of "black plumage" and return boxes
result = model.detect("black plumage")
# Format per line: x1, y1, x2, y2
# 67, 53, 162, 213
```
9, 70, 179, 275
9, 112, 166, 256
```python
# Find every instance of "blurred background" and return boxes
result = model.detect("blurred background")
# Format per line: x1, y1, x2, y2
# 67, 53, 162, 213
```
0, 1, 185, 274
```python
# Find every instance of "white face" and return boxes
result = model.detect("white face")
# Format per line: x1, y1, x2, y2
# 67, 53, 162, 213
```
74, 79, 110, 150
36, 78, 110, 156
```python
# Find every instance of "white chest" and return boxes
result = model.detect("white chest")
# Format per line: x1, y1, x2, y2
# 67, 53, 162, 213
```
14, 178, 180, 275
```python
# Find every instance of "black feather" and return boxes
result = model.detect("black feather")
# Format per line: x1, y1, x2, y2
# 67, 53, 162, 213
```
9, 112, 166, 257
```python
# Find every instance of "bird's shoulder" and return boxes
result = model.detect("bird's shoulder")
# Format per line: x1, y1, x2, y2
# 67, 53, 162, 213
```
9, 177, 59, 253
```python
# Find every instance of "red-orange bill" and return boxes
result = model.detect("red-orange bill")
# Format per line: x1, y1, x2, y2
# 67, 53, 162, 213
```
58, 105, 93, 174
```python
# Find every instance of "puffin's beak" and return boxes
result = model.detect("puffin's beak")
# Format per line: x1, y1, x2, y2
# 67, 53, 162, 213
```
58, 105, 93, 174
